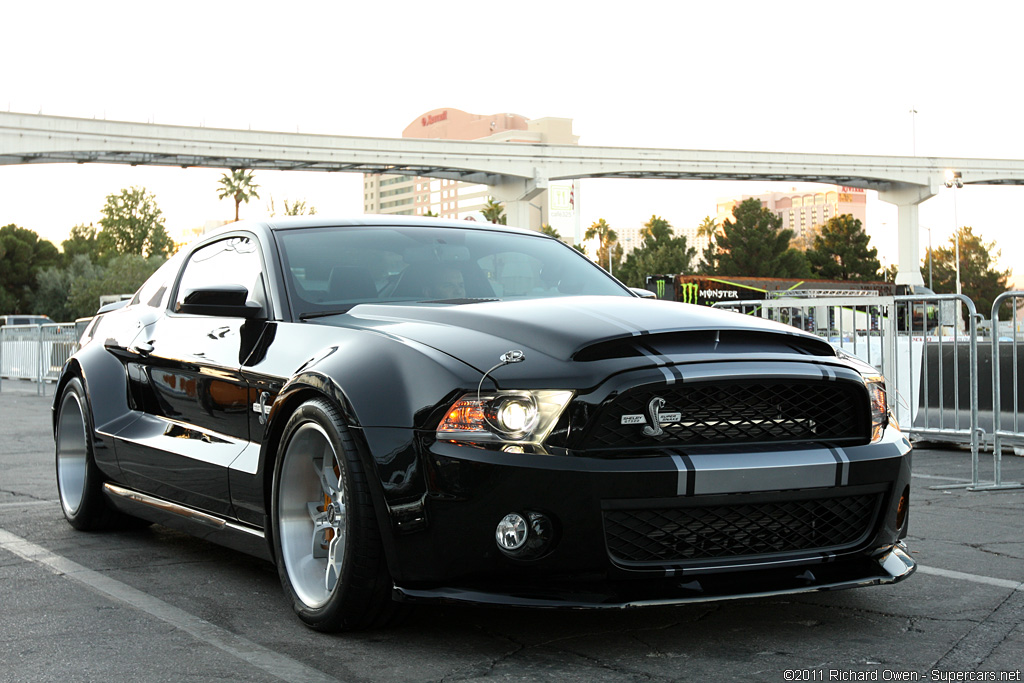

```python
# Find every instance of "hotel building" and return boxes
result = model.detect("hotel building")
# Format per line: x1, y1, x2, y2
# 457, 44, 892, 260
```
715, 186, 868, 252
362, 108, 580, 236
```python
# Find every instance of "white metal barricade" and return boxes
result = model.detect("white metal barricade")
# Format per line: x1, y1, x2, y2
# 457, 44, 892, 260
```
713, 292, 1017, 492
988, 291, 1024, 491
0, 323, 81, 395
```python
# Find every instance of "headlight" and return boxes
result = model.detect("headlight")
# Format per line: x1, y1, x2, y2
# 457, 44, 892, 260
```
864, 373, 888, 442
437, 390, 573, 445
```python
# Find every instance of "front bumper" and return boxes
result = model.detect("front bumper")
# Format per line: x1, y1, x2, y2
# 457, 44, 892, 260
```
376, 424, 913, 602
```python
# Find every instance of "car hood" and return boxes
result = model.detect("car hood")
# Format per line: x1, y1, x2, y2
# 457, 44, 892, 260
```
316, 296, 833, 374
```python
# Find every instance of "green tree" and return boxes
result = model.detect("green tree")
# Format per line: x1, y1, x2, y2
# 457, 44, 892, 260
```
218, 168, 261, 222
617, 215, 696, 288
638, 215, 673, 249
268, 196, 318, 216
61, 223, 102, 265
540, 224, 561, 240
805, 214, 881, 281
700, 198, 810, 278
34, 254, 103, 321
0, 224, 61, 313
928, 226, 1010, 317
481, 197, 507, 225
284, 199, 317, 216
584, 218, 621, 274
62, 254, 165, 319
98, 187, 174, 259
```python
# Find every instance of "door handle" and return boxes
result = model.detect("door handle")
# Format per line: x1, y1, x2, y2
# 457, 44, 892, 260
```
257, 391, 272, 425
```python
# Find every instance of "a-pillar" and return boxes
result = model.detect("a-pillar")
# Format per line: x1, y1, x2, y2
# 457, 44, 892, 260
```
490, 171, 549, 231
878, 180, 939, 289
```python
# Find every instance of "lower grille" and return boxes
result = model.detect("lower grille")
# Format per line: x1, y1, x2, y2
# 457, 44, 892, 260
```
604, 493, 881, 565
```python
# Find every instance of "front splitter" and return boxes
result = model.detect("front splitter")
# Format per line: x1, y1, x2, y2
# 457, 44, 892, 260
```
393, 545, 916, 609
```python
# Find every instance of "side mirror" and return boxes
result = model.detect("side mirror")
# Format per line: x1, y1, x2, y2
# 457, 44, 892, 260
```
630, 287, 658, 299
177, 285, 265, 319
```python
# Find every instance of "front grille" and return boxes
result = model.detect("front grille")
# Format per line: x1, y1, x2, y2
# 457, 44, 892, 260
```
582, 380, 868, 450
604, 493, 881, 565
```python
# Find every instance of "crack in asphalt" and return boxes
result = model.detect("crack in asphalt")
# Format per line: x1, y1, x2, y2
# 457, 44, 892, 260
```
928, 588, 1023, 671
0, 487, 51, 502
439, 613, 715, 682
966, 542, 1024, 560
803, 597, 983, 625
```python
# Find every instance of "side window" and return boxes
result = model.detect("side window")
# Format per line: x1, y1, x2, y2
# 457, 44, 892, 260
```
174, 236, 266, 313
131, 251, 185, 308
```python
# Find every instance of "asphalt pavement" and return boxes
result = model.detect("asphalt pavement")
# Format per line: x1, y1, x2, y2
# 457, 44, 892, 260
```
1, 379, 1022, 682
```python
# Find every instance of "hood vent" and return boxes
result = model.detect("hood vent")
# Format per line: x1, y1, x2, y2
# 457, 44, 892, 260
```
573, 330, 836, 363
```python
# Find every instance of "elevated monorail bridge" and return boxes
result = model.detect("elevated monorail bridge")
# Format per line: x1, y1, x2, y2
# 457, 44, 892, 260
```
5, 111, 1024, 287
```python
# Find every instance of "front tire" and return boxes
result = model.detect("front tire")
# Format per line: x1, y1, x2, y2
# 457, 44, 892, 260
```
271, 398, 399, 631
55, 377, 121, 530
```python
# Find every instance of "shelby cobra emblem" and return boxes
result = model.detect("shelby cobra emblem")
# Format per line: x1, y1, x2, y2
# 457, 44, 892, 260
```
620, 397, 681, 436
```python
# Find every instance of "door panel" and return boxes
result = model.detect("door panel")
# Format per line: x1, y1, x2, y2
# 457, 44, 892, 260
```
112, 235, 267, 517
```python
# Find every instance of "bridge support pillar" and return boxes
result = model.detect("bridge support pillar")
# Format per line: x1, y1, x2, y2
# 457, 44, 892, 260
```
490, 170, 549, 231
878, 181, 939, 289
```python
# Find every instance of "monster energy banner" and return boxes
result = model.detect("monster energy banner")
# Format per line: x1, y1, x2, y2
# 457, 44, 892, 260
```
647, 276, 672, 300
645, 276, 768, 306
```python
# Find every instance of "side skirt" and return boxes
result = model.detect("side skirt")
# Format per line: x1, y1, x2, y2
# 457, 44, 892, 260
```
103, 483, 272, 562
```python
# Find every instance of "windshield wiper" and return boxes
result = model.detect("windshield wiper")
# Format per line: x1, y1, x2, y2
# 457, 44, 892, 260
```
299, 305, 360, 320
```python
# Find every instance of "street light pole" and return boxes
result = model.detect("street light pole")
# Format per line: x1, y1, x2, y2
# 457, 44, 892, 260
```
927, 225, 934, 291
944, 171, 964, 297
909, 106, 918, 156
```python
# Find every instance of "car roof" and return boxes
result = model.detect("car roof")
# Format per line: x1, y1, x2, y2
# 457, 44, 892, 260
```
191, 216, 549, 254
262, 215, 542, 236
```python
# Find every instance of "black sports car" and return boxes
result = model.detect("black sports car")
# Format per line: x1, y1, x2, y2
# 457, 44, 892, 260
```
53, 216, 914, 631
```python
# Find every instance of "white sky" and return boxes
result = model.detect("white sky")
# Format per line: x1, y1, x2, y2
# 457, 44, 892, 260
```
2, 0, 1023, 287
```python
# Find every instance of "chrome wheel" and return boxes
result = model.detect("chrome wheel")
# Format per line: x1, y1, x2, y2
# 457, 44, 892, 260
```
56, 389, 89, 516
278, 421, 347, 609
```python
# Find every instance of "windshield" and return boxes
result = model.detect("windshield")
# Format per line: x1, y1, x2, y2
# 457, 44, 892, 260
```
275, 224, 631, 318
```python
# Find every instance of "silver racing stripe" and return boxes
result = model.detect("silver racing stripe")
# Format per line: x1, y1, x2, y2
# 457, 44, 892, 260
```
829, 446, 851, 486
670, 454, 691, 496
667, 448, 846, 495
633, 344, 681, 385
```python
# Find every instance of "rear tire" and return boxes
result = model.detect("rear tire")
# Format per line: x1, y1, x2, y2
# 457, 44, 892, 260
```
55, 377, 123, 530
271, 398, 403, 631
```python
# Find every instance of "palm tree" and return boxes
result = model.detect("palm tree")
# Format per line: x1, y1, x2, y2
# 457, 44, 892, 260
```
217, 169, 260, 222
481, 197, 506, 224
696, 215, 718, 244
584, 218, 619, 273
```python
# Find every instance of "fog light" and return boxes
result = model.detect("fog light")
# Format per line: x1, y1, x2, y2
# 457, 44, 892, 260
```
495, 511, 557, 559
496, 513, 528, 551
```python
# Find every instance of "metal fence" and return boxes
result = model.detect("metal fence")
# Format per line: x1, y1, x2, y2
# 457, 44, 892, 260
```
714, 291, 1024, 492
990, 291, 1024, 489
0, 323, 81, 395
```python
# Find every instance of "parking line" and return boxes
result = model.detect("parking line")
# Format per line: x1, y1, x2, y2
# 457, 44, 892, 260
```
911, 473, 973, 483
916, 564, 1024, 591
0, 527, 341, 683
0, 499, 59, 509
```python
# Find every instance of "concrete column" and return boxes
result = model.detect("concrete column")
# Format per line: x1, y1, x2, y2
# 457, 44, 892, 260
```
490, 170, 549, 231
878, 181, 939, 289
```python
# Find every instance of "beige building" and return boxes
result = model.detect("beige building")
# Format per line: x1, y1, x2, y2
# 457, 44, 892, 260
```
715, 186, 868, 252
363, 108, 579, 233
